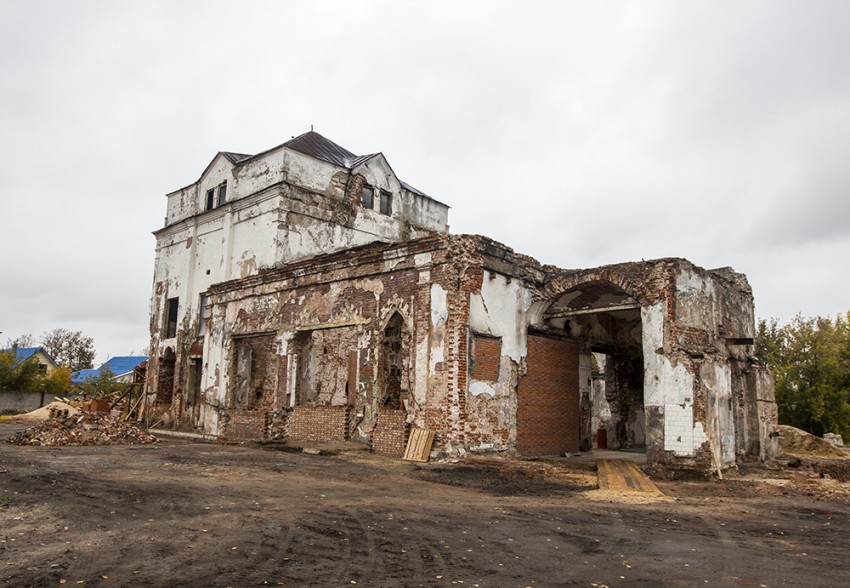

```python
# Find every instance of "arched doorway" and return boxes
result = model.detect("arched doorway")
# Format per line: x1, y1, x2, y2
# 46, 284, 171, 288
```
381, 312, 407, 409
517, 277, 646, 456
156, 347, 176, 404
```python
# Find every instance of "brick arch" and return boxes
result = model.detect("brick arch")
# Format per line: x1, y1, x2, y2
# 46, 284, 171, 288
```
541, 269, 651, 307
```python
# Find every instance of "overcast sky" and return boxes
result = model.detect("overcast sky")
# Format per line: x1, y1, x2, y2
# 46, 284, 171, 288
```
1, 0, 848, 365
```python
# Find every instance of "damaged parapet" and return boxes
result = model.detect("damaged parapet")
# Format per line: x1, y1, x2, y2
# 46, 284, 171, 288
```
144, 131, 777, 476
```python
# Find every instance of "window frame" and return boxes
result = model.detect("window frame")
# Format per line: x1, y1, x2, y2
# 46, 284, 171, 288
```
379, 190, 392, 216
164, 297, 179, 339
217, 182, 227, 207
362, 185, 374, 209
198, 294, 212, 336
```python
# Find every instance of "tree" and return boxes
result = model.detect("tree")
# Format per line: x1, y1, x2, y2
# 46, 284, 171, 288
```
3, 333, 35, 349
38, 365, 73, 396
76, 367, 124, 400
40, 328, 95, 372
756, 312, 850, 439
0, 350, 43, 392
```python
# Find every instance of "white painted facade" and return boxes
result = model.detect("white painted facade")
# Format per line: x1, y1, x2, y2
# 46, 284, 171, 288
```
149, 133, 449, 378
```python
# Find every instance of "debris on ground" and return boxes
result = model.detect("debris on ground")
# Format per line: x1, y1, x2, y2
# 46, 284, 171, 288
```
777, 425, 849, 459
824, 432, 845, 447
8, 408, 156, 446
14, 400, 80, 422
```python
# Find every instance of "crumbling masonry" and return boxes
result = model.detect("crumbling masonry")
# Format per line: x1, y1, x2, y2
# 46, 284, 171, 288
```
146, 131, 778, 473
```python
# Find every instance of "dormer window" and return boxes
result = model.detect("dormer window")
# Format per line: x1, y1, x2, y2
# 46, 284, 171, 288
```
217, 182, 227, 206
362, 185, 374, 209
205, 189, 215, 211
379, 190, 392, 216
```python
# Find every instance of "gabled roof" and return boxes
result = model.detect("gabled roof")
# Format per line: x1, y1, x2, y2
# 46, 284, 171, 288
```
101, 356, 148, 377
283, 131, 360, 168
221, 152, 253, 165
177, 130, 442, 205
2, 346, 58, 367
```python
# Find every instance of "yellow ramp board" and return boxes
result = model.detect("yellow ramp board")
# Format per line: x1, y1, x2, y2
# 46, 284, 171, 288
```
597, 459, 663, 495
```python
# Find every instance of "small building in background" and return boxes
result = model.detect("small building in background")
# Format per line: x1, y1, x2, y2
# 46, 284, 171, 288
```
5, 347, 59, 375
72, 356, 148, 385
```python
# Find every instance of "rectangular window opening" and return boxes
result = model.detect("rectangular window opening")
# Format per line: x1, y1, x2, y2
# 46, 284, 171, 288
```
217, 182, 227, 206
362, 185, 374, 209
165, 297, 179, 338
205, 189, 215, 211
198, 294, 212, 336
379, 190, 392, 215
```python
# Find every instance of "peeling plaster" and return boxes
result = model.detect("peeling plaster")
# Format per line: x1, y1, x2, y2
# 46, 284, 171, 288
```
429, 283, 448, 373
469, 270, 530, 362
469, 381, 496, 397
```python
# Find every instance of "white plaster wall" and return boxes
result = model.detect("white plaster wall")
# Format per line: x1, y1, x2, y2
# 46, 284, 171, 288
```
414, 254, 433, 406
429, 283, 447, 374
704, 361, 736, 467
642, 302, 708, 457
675, 269, 718, 332
468, 271, 534, 363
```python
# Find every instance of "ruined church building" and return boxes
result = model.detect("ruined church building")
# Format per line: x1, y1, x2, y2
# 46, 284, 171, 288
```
146, 131, 778, 473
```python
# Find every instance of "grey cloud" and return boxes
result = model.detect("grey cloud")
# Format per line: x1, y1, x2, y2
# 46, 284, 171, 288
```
1, 0, 849, 362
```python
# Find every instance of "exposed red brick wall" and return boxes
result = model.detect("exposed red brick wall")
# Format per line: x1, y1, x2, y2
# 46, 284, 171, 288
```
287, 405, 351, 444
471, 335, 501, 381
517, 335, 580, 456
371, 409, 408, 457
223, 409, 267, 441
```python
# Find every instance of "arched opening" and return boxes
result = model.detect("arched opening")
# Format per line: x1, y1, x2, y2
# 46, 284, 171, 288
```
381, 312, 407, 410
544, 280, 644, 452
156, 347, 176, 404
517, 278, 645, 456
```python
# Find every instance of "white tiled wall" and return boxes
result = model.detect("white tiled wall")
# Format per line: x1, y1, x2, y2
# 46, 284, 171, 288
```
664, 403, 707, 456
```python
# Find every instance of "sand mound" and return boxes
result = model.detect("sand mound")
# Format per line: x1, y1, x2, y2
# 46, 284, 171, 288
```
16, 400, 80, 421
777, 425, 849, 460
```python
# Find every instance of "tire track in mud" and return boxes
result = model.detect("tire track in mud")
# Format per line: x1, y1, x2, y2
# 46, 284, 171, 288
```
271, 504, 454, 587
213, 511, 297, 587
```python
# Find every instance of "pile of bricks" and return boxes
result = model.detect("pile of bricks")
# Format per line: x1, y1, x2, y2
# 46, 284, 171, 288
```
8, 409, 157, 447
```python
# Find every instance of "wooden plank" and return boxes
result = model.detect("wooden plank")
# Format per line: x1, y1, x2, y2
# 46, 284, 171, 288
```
402, 428, 435, 462
597, 459, 662, 495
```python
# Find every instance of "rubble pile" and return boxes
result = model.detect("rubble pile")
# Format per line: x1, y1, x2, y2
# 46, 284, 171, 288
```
777, 425, 849, 460
8, 408, 157, 447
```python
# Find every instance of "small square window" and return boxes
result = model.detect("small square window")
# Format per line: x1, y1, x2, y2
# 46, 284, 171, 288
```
362, 185, 374, 209
217, 182, 227, 206
205, 189, 215, 211
379, 190, 392, 216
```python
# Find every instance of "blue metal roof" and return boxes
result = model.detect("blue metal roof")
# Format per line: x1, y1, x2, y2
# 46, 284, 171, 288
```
70, 356, 148, 384
101, 356, 148, 376
71, 369, 99, 384
1, 346, 56, 365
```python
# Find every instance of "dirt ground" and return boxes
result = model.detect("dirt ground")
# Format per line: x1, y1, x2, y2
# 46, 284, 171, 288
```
2, 422, 849, 588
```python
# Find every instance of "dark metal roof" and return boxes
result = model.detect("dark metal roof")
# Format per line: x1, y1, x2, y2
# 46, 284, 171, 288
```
348, 153, 379, 167
221, 152, 253, 164
283, 131, 358, 168
213, 131, 444, 206
399, 179, 429, 198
